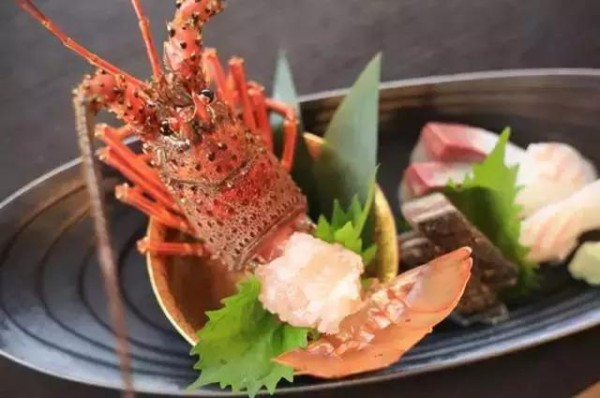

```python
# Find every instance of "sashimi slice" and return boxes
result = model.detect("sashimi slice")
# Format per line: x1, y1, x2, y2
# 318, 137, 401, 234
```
521, 180, 600, 262
516, 143, 597, 217
410, 122, 525, 164
402, 162, 472, 198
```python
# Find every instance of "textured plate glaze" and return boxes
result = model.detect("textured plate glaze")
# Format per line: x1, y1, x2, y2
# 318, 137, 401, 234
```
0, 70, 599, 396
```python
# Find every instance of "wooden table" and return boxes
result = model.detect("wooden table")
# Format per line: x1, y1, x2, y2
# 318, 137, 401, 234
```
1, 1, 599, 397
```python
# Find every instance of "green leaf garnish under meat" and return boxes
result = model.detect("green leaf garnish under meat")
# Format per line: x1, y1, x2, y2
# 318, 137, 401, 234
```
444, 128, 539, 294
189, 277, 309, 397
314, 176, 378, 265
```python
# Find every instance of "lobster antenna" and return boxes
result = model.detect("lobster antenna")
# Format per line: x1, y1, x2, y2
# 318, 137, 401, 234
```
73, 96, 135, 398
17, 0, 143, 87
130, 0, 163, 79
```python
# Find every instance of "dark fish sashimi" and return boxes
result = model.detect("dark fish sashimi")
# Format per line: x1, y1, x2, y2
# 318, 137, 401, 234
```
400, 193, 518, 323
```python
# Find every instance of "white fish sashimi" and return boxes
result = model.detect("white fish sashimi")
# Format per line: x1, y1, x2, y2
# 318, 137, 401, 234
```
516, 143, 597, 217
403, 134, 597, 219
521, 180, 600, 263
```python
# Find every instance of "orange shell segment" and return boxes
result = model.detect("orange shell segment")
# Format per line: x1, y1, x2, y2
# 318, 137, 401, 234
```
274, 247, 472, 378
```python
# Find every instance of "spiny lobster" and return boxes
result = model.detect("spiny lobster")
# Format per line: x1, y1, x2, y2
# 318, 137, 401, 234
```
18, 0, 472, 394
20, 0, 308, 270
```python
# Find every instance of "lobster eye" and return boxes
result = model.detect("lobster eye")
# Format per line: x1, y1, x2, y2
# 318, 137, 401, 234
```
200, 89, 215, 103
159, 120, 174, 136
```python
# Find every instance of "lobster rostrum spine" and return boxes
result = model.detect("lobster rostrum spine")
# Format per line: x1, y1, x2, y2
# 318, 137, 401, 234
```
18, 0, 308, 272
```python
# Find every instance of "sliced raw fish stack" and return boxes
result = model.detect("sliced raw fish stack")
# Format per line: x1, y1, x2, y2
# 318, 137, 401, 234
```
399, 122, 600, 324
401, 123, 597, 219
402, 122, 524, 201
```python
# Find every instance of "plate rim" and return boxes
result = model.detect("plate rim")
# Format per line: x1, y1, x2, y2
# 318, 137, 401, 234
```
298, 67, 600, 104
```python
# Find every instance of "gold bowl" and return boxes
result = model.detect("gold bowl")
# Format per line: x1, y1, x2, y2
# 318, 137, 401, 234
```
146, 133, 399, 345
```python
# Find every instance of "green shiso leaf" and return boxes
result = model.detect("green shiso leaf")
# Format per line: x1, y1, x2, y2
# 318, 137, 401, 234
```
189, 276, 309, 397
314, 176, 378, 265
444, 128, 539, 295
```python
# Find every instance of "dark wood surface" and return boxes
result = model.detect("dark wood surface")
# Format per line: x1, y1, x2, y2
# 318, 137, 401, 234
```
1, 0, 599, 397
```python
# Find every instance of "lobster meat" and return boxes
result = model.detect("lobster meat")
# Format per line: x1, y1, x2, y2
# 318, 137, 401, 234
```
18, 0, 471, 391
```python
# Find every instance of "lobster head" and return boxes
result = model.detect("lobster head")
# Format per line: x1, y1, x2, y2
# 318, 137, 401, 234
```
148, 94, 264, 189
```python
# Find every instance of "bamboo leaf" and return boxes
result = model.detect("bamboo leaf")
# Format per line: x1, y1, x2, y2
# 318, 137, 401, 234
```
271, 51, 320, 218
313, 53, 381, 218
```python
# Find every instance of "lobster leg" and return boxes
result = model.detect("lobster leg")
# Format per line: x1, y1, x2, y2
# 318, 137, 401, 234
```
265, 98, 299, 172
96, 126, 204, 256
115, 184, 193, 234
96, 126, 179, 213
228, 57, 258, 132
203, 51, 273, 151
99, 140, 206, 257
137, 238, 206, 257
248, 82, 274, 152
203, 49, 234, 105
204, 49, 299, 171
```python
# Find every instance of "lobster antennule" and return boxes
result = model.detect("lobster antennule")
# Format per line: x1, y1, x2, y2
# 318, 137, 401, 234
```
174, 0, 225, 24
130, 0, 163, 79
16, 0, 143, 87
164, 0, 225, 80
76, 69, 159, 139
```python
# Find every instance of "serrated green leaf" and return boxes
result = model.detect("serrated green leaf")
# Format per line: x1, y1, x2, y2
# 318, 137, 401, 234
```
189, 277, 309, 397
349, 196, 363, 227
270, 51, 320, 218
361, 244, 378, 265
314, 215, 334, 243
333, 221, 362, 254
314, 54, 381, 217
313, 177, 378, 268
331, 199, 348, 230
444, 128, 539, 295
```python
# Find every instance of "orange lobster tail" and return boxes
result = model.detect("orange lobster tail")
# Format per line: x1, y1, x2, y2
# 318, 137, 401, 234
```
275, 247, 473, 378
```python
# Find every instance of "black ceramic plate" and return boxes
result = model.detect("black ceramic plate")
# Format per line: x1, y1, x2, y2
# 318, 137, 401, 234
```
1, 70, 599, 396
